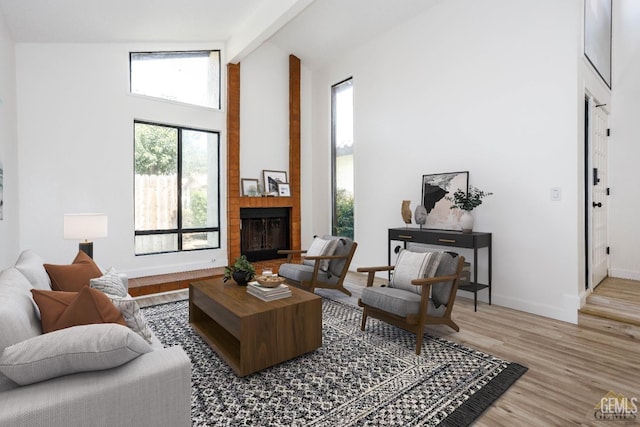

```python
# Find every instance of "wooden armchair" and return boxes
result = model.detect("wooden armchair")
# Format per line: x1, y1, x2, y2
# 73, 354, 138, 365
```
357, 250, 465, 355
278, 235, 357, 296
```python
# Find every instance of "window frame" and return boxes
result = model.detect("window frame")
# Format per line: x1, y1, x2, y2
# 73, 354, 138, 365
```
129, 50, 222, 110
133, 120, 221, 255
330, 77, 354, 239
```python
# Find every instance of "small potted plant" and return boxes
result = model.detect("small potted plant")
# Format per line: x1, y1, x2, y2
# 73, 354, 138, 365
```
223, 255, 256, 286
447, 186, 493, 233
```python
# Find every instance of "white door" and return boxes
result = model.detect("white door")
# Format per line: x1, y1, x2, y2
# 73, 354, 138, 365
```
590, 101, 609, 288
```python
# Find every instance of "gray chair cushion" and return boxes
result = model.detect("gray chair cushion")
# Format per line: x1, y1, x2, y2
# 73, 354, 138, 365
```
361, 287, 446, 318
278, 263, 337, 285
431, 252, 460, 307
321, 235, 353, 277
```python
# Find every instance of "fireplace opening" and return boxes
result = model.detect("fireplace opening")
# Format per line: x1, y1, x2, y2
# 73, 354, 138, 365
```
240, 208, 290, 262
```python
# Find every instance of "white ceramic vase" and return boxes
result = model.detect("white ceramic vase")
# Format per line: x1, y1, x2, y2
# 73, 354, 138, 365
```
460, 210, 474, 233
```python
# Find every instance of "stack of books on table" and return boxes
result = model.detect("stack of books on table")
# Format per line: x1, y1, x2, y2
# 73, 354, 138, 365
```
247, 282, 292, 301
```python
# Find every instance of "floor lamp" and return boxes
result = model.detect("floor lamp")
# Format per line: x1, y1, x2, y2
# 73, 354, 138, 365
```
63, 213, 108, 259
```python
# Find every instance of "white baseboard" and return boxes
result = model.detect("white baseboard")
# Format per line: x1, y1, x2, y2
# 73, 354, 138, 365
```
609, 268, 640, 281
454, 290, 579, 324
490, 294, 579, 324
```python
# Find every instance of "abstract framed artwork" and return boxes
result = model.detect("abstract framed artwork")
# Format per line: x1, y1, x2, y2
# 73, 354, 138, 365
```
241, 178, 259, 197
263, 170, 288, 194
422, 171, 469, 230
584, 0, 612, 88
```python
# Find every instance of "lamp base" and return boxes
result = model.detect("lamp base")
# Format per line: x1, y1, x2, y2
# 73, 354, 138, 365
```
79, 242, 94, 259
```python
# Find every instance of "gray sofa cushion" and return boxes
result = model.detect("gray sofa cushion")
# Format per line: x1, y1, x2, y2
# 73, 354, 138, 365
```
14, 250, 51, 290
0, 268, 42, 353
0, 323, 152, 385
278, 263, 337, 285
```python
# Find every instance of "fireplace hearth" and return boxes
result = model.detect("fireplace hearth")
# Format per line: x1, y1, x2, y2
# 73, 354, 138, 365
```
240, 208, 290, 261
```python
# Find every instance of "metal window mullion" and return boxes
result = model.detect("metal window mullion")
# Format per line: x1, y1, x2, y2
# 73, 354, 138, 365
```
177, 128, 183, 251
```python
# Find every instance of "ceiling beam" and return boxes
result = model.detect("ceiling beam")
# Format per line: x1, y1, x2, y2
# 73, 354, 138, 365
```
226, 0, 315, 63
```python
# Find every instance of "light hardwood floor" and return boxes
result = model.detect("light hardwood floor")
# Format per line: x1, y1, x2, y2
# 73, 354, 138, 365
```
136, 274, 640, 426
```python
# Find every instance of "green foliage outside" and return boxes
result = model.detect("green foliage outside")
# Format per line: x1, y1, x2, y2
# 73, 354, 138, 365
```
135, 123, 177, 175
335, 188, 354, 239
183, 189, 207, 228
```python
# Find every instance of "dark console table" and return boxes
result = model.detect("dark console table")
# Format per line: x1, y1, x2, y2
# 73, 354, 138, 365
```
388, 228, 492, 311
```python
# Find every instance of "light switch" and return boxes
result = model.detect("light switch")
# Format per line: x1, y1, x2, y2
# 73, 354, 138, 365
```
551, 187, 561, 201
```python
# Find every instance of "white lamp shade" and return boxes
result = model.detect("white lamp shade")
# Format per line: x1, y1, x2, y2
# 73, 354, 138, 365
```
64, 214, 108, 241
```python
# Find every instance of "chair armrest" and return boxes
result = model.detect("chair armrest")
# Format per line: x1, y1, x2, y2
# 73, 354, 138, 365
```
278, 249, 307, 263
277, 249, 307, 255
411, 274, 458, 286
357, 266, 395, 273
303, 254, 348, 261
356, 265, 395, 287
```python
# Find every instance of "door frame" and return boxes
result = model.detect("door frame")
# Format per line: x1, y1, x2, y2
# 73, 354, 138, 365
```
584, 94, 610, 292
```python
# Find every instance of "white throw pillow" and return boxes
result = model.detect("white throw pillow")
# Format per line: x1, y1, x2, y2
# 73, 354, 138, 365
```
90, 267, 128, 298
391, 250, 442, 294
303, 237, 339, 272
0, 323, 152, 385
109, 298, 153, 343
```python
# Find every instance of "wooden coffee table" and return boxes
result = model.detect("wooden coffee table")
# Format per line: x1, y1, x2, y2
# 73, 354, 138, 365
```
189, 277, 322, 377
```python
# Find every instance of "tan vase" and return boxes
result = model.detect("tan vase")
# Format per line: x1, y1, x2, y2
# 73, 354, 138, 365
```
401, 200, 412, 226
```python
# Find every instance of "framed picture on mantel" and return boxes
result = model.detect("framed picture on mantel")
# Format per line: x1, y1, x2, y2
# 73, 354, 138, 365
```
263, 170, 288, 194
422, 171, 468, 231
277, 182, 291, 197
241, 178, 259, 197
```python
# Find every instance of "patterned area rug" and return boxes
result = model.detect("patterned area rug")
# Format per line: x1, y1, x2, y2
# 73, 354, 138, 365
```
142, 298, 526, 426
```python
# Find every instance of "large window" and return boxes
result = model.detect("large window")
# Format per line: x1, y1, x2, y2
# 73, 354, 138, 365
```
331, 78, 354, 239
134, 121, 220, 255
130, 51, 221, 109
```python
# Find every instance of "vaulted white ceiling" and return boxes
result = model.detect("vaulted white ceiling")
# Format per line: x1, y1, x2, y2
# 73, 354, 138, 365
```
0, 0, 439, 68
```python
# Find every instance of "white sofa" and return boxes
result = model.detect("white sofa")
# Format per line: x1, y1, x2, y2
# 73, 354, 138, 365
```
0, 250, 191, 427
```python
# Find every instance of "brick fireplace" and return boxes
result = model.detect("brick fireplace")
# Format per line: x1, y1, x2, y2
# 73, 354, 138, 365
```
240, 207, 290, 261
226, 55, 301, 262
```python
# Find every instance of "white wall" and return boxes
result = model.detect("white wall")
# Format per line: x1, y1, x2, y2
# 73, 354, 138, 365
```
239, 41, 315, 246
609, 0, 640, 280
308, 0, 583, 322
240, 42, 290, 191
15, 43, 228, 277
0, 10, 19, 268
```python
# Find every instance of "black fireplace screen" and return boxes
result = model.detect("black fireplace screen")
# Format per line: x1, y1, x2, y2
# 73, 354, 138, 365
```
240, 208, 290, 261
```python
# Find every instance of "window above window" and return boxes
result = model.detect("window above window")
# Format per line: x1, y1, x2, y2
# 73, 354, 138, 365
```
130, 50, 220, 109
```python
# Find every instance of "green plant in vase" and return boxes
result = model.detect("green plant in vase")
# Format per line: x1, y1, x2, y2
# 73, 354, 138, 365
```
223, 255, 256, 286
447, 186, 493, 233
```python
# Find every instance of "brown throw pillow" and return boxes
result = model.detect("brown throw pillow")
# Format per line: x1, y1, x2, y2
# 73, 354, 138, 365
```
31, 287, 126, 333
44, 251, 103, 292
